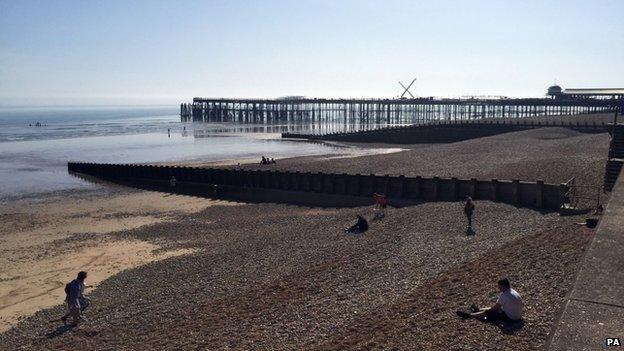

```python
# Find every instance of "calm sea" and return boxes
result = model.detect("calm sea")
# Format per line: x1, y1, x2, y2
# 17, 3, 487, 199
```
0, 106, 353, 202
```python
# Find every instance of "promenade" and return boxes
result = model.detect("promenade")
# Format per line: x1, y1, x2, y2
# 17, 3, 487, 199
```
548, 167, 624, 350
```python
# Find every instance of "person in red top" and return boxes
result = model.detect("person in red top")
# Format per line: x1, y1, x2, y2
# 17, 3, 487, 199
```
373, 193, 387, 219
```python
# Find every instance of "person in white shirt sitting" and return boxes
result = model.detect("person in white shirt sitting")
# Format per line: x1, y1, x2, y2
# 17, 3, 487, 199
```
458, 278, 523, 322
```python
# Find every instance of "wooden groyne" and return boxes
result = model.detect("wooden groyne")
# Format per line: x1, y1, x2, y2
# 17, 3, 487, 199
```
68, 162, 568, 211
282, 119, 610, 144
181, 97, 616, 129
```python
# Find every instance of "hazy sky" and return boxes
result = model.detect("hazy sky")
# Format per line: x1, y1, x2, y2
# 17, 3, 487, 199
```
1, 0, 623, 106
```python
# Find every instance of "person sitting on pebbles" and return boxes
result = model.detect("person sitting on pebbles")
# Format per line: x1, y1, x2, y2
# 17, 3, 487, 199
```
345, 214, 369, 234
456, 278, 523, 322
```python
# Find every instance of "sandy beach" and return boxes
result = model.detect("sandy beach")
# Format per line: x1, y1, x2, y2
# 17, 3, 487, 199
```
0, 186, 241, 333
0, 126, 610, 350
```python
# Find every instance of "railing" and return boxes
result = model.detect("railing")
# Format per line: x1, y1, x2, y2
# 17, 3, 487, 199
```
564, 177, 602, 209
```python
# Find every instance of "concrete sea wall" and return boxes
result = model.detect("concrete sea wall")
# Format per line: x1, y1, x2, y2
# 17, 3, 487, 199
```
547, 167, 624, 350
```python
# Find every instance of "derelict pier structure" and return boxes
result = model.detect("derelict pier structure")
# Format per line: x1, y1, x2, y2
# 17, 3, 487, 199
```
181, 97, 614, 127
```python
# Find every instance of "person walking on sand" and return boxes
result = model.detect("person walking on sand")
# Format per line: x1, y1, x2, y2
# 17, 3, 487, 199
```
456, 278, 523, 322
464, 196, 475, 228
61, 271, 91, 326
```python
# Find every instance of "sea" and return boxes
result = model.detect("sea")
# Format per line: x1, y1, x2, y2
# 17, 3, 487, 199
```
0, 106, 366, 202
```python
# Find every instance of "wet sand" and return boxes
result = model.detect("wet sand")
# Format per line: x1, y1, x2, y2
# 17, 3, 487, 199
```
176, 144, 406, 168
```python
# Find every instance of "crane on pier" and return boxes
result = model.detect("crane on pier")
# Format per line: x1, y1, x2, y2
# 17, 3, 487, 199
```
398, 78, 416, 99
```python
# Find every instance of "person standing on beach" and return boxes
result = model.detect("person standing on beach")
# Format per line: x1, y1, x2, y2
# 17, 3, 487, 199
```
170, 176, 177, 193
61, 271, 91, 326
373, 193, 387, 219
464, 196, 475, 228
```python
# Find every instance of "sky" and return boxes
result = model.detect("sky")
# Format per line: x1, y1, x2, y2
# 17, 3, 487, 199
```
1, 0, 623, 106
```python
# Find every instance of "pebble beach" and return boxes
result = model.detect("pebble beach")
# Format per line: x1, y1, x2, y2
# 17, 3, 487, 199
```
0, 125, 610, 350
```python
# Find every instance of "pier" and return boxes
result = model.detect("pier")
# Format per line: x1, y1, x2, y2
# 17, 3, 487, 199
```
180, 97, 616, 131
